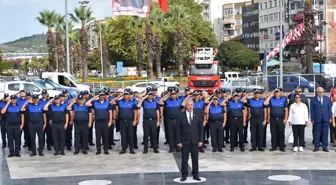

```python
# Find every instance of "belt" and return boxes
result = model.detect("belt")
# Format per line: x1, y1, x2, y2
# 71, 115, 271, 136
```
271, 117, 284, 120
210, 120, 223, 123
144, 118, 157, 121
168, 118, 177, 121
230, 117, 242, 120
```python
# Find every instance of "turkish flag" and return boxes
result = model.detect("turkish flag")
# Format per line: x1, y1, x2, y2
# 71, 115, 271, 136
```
330, 88, 336, 103
158, 0, 168, 13
330, 21, 336, 29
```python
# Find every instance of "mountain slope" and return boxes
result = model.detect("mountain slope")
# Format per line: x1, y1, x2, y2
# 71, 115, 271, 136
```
0, 33, 47, 53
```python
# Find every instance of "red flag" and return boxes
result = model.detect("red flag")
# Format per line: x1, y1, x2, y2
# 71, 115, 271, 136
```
158, 0, 168, 13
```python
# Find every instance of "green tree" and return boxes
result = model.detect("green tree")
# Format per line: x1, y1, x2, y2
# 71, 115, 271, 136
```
87, 50, 101, 70
303, 2, 317, 73
131, 17, 146, 73
0, 50, 12, 73
55, 14, 65, 71
69, 6, 94, 83
216, 41, 259, 69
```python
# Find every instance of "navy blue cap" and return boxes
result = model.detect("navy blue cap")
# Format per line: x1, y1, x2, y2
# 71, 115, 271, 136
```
62, 89, 68, 93
10, 95, 17, 99
54, 95, 60, 99
170, 87, 178, 94
4, 93, 9, 99
215, 89, 221, 94
241, 88, 246, 92
26, 91, 32, 96
146, 87, 152, 92
59, 93, 65, 97
233, 92, 239, 97
277, 87, 283, 91
147, 91, 154, 95
42, 89, 48, 94
167, 87, 173, 92
19, 90, 25, 93
123, 89, 130, 95
98, 91, 105, 95
274, 88, 281, 92
220, 88, 226, 93
152, 86, 158, 91
77, 94, 84, 99
254, 89, 261, 94
235, 88, 242, 93
84, 90, 89, 95
193, 90, 200, 95
104, 90, 109, 95
185, 87, 190, 91
32, 94, 39, 99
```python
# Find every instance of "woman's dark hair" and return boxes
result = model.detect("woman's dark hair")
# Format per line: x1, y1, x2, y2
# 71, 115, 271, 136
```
295, 94, 301, 98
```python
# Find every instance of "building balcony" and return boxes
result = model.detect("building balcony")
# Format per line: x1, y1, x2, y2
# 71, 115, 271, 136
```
223, 17, 234, 24
223, 23, 234, 30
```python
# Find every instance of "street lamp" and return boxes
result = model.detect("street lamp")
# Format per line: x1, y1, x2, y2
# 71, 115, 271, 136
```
279, 0, 283, 87
65, 0, 70, 73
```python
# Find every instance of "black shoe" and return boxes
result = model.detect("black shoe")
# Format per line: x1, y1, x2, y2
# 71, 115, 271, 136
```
269, 148, 277, 152
89, 143, 95, 146
104, 150, 109, 155
23, 144, 28, 147
134, 146, 139, 149
212, 148, 217, 152
60, 151, 65, 155
244, 141, 249, 144
7, 154, 14, 158
323, 148, 329, 152
143, 148, 148, 154
280, 148, 286, 152
119, 149, 126, 154
164, 141, 169, 145
111, 142, 116, 146
249, 148, 257, 152
47, 146, 52, 151
53, 152, 59, 156
2, 144, 6, 149
225, 140, 230, 144
108, 146, 113, 150
66, 147, 71, 151
150, 145, 153, 148
193, 176, 201, 181
96, 151, 101, 155
240, 148, 245, 152
284, 144, 287, 148
38, 152, 44, 156
130, 148, 135, 154
258, 148, 265, 152
141, 141, 144, 145
74, 151, 80, 155
154, 148, 159, 153
180, 176, 187, 182
203, 145, 207, 148
230, 148, 234, 152
15, 154, 21, 157
30, 152, 37, 157
223, 144, 226, 148
199, 148, 204, 153
169, 149, 174, 153
83, 151, 88, 154
204, 140, 209, 144
218, 148, 224, 152
313, 148, 319, 152
176, 148, 181, 152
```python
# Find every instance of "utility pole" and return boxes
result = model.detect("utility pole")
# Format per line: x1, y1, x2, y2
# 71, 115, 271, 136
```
65, 0, 70, 73
99, 21, 104, 77
279, 0, 283, 87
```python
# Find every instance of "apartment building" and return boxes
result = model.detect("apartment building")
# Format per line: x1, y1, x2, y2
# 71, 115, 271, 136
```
242, 3, 259, 51
327, 0, 336, 60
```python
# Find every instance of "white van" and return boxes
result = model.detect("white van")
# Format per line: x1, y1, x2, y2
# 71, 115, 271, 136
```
224, 72, 241, 81
41, 72, 91, 92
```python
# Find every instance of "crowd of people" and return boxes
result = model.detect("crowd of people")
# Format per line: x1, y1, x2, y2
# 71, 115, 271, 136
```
0, 84, 335, 158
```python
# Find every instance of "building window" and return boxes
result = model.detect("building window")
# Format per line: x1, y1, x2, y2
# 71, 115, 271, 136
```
269, 1, 272, 7
269, 27, 274, 35
269, 14, 273, 21
235, 19, 242, 25
260, 16, 264, 23
224, 8, 233, 17
290, 3, 295, 10
264, 2, 268, 9
235, 8, 241, 15
260, 3, 263, 10
274, 13, 278, 21
264, 15, 268, 22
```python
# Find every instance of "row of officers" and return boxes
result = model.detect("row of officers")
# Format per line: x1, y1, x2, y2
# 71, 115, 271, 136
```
0, 85, 309, 157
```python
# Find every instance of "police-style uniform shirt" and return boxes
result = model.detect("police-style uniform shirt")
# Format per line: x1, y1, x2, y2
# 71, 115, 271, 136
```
179, 95, 187, 102
142, 99, 159, 119
247, 98, 266, 118
209, 104, 225, 121
17, 98, 27, 107
48, 103, 68, 124
269, 96, 288, 118
153, 96, 160, 103
164, 98, 183, 119
227, 100, 244, 118
70, 103, 91, 123
0, 101, 6, 121
64, 97, 72, 105
218, 97, 225, 105
6, 103, 23, 125
193, 99, 206, 118
26, 103, 44, 123
39, 98, 49, 107
116, 99, 137, 120
92, 100, 112, 121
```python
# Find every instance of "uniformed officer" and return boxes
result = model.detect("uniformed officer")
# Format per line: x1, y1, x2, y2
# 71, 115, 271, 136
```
58, 92, 73, 151
39, 89, 53, 150
21, 94, 46, 156
1, 95, 24, 157
245, 89, 267, 152
0, 93, 9, 148
114, 89, 138, 154
67, 94, 92, 155
43, 95, 69, 156
86, 91, 113, 155
130, 91, 140, 149
137, 90, 160, 154
62, 89, 73, 104
205, 96, 226, 152
107, 89, 116, 148
80, 90, 95, 147
264, 88, 288, 152
159, 87, 183, 153
152, 86, 161, 147
240, 88, 249, 144
224, 93, 246, 152
114, 88, 124, 142
18, 90, 31, 150
179, 87, 192, 101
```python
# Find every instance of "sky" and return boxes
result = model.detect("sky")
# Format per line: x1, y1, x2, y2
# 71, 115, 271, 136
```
0, 0, 113, 44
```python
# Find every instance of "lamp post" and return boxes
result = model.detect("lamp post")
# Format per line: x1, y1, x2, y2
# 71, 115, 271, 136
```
65, 0, 70, 73
99, 21, 104, 78
279, 0, 283, 87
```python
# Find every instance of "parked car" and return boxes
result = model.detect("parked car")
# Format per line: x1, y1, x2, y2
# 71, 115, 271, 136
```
41, 72, 91, 92
150, 77, 179, 88
0, 81, 62, 98
221, 78, 264, 93
268, 75, 315, 92
131, 82, 165, 96
35, 79, 79, 98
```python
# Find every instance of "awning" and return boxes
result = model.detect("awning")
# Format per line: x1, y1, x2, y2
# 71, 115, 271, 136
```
267, 59, 280, 67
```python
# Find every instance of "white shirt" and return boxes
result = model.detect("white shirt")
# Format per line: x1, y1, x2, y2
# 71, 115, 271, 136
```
318, 96, 323, 105
186, 110, 193, 124
288, 102, 309, 125
331, 102, 336, 115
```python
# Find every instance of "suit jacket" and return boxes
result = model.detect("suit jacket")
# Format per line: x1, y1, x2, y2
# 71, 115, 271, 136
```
310, 95, 332, 123
176, 111, 204, 145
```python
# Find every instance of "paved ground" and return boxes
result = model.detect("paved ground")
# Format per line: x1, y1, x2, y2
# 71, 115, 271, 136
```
1, 116, 336, 185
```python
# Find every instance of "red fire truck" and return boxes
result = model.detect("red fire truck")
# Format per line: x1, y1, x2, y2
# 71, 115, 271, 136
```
187, 47, 221, 94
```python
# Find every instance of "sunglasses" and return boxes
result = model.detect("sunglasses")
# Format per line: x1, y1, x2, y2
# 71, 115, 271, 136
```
296, 91, 302, 93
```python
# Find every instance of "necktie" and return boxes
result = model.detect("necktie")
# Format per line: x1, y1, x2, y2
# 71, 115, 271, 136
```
189, 112, 192, 125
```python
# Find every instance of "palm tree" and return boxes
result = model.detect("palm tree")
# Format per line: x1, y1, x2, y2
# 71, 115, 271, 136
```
145, 22, 154, 78
36, 10, 57, 71
55, 14, 65, 71
69, 30, 82, 76
69, 6, 94, 83
132, 17, 146, 76
303, 2, 317, 73
166, 5, 189, 76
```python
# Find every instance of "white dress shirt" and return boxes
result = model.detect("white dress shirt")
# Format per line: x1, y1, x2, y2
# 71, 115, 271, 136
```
288, 102, 309, 125
331, 102, 336, 116
186, 110, 193, 124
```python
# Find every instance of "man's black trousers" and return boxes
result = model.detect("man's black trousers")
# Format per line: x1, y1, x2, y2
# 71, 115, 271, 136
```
143, 118, 158, 149
88, 125, 93, 144
250, 117, 264, 148
167, 118, 178, 149
44, 118, 53, 147
270, 117, 285, 149
23, 120, 31, 148
7, 124, 21, 155
109, 124, 114, 146
229, 117, 244, 148
243, 118, 249, 142
65, 124, 73, 148
133, 125, 138, 147
181, 144, 199, 177
95, 120, 109, 151
209, 120, 223, 149
75, 122, 89, 151
120, 119, 134, 149
224, 121, 230, 142
0, 120, 6, 146
52, 123, 65, 152
29, 123, 44, 153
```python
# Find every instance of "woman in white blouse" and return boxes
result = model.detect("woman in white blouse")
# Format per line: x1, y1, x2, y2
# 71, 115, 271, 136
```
288, 94, 309, 152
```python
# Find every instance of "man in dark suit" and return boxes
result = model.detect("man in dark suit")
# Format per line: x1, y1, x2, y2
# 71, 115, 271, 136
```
176, 99, 204, 182
310, 87, 332, 152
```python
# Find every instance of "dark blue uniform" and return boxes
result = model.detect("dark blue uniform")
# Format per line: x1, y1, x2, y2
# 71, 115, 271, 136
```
49, 103, 68, 153
227, 100, 245, 150
0, 101, 7, 147
208, 104, 225, 150
6, 103, 23, 155
142, 99, 159, 150
92, 100, 112, 152
131, 98, 140, 149
26, 103, 45, 153
62, 100, 74, 150
116, 99, 137, 150
39, 98, 53, 148
164, 98, 183, 151
153, 96, 161, 145
18, 98, 31, 149
108, 96, 116, 148
247, 98, 266, 149
269, 96, 288, 149
70, 103, 91, 152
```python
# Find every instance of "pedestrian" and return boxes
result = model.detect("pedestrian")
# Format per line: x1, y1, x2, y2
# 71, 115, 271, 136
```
137, 90, 160, 154
176, 99, 203, 182
311, 87, 332, 152
0, 93, 9, 149
81, 90, 95, 147
204, 96, 226, 152
86, 91, 113, 155
43, 95, 69, 156
1, 95, 24, 157
67, 94, 92, 155
264, 88, 288, 152
113, 88, 124, 142
39, 90, 53, 151
288, 94, 309, 152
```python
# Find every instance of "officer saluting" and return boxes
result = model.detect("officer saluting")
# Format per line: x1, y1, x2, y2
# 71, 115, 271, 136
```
137, 90, 160, 154
0, 93, 9, 149
21, 94, 47, 157
67, 94, 93, 155
205, 96, 226, 152
1, 95, 24, 157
